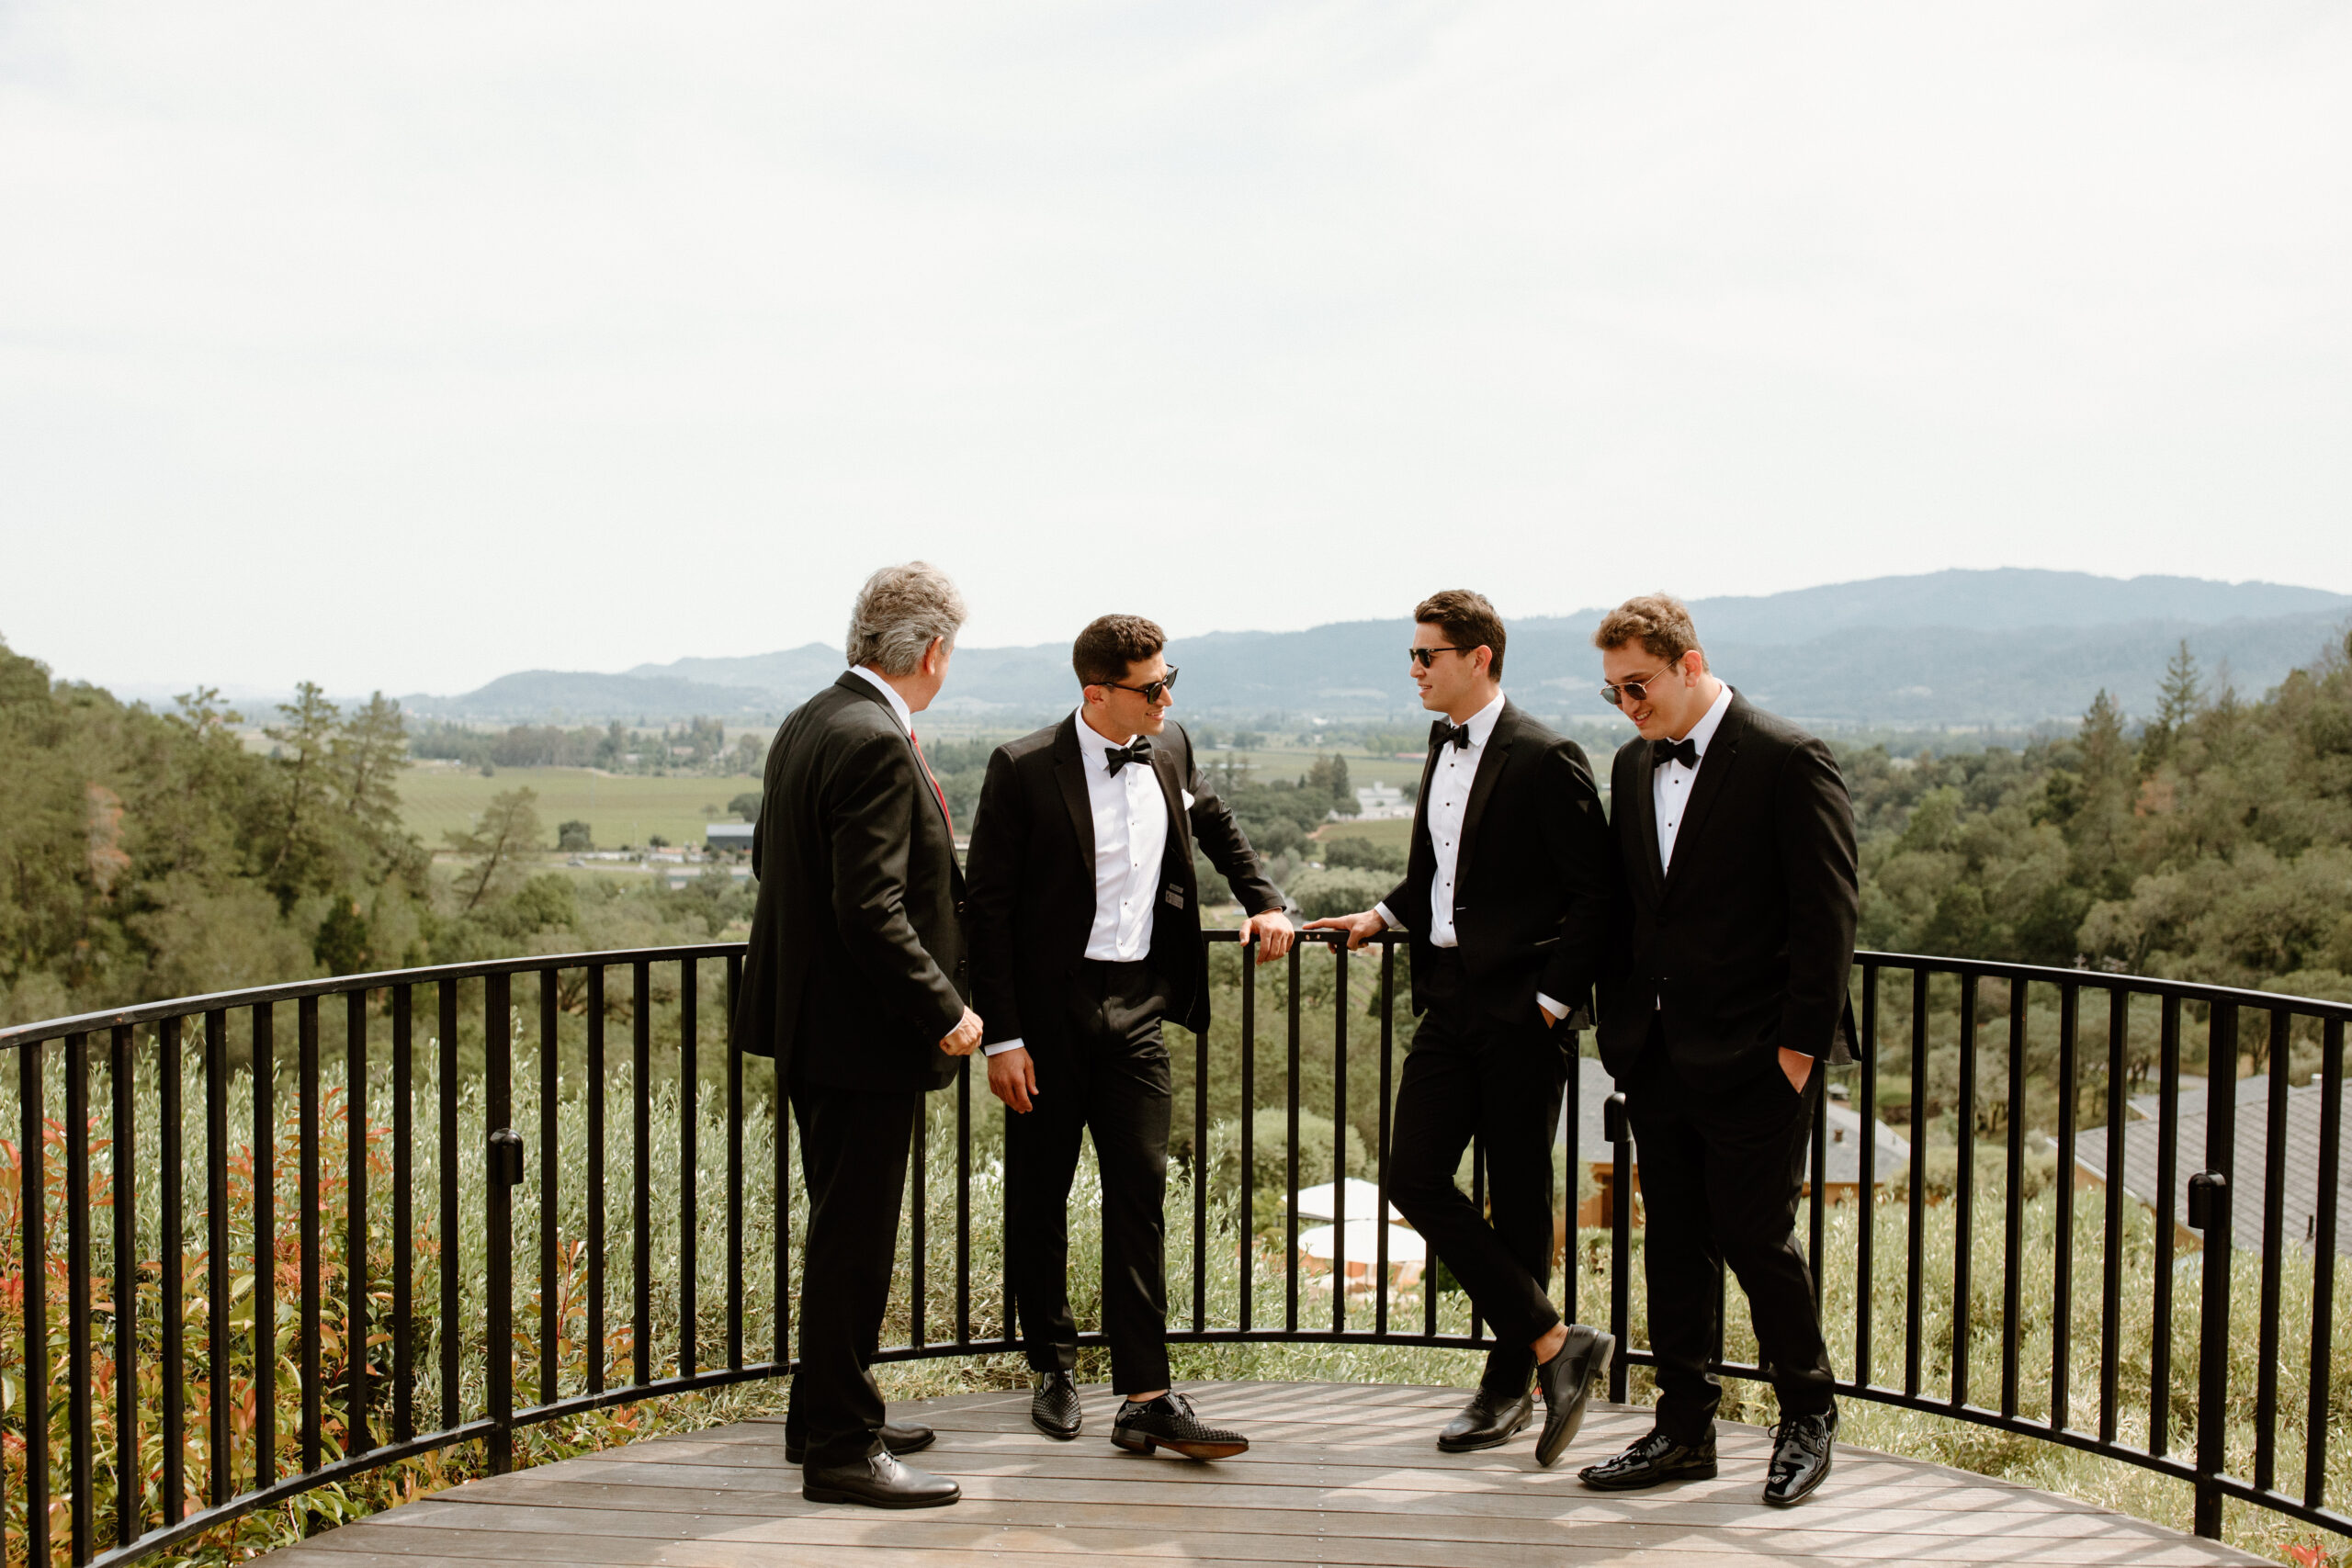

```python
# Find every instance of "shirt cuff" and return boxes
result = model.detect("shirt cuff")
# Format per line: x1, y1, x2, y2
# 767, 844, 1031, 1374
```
1535, 992, 1568, 1022
1374, 902, 1405, 931
982, 1039, 1025, 1057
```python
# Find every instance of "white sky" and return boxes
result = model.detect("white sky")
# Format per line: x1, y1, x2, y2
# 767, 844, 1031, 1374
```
4, 1, 2348, 696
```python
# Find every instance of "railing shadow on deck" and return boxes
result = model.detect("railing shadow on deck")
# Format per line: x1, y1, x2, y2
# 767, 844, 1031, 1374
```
2, 932, 2349, 1565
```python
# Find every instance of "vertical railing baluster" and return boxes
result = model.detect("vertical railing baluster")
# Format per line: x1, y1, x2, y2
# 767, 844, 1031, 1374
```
586, 966, 606, 1393
959, 1051, 974, 1347
160, 1018, 186, 1529
778, 1019, 794, 1367
1807, 1056, 1827, 1325
205, 1009, 232, 1503
391, 986, 413, 1445
2304, 1017, 2344, 1508
728, 953, 744, 1371
436, 982, 458, 1433
2001, 976, 2026, 1419
1285, 939, 1301, 1337
1192, 983, 1208, 1337
1240, 938, 1256, 1335
1332, 937, 1349, 1334
254, 1005, 278, 1489
485, 972, 514, 1473
298, 995, 322, 1481
1952, 975, 1976, 1410
1856, 964, 1877, 1390
2150, 994, 2181, 1458
1375, 941, 1395, 1340
2098, 987, 2127, 1445
2194, 1002, 2240, 1540
633, 961, 651, 1389
680, 957, 698, 1381
18, 1039, 50, 1566
1471, 1135, 1487, 1346
2052, 982, 2078, 1434
1567, 1005, 1586, 1331
346, 990, 370, 1460
1608, 1092, 1631, 1402
539, 970, 560, 1409
67, 1032, 93, 1565
2254, 1008, 2291, 1493
1905, 968, 1927, 1400
910, 1094, 928, 1351
111, 1024, 138, 1551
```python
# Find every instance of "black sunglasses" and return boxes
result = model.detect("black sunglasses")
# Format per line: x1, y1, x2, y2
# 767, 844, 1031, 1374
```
1599, 661, 1678, 708
1408, 645, 1466, 669
1100, 666, 1180, 703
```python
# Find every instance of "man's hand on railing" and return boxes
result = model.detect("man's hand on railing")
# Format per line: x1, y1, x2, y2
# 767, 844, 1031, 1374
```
940, 1006, 984, 1057
987, 1044, 1039, 1113
1304, 908, 1387, 951
1240, 908, 1296, 964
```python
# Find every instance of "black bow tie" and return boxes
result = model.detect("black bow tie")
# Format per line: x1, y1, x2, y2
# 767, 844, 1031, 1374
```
1430, 719, 1472, 751
1104, 738, 1152, 775
1653, 737, 1701, 770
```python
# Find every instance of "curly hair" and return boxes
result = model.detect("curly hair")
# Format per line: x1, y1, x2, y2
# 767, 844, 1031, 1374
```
1591, 592, 1704, 668
844, 562, 966, 675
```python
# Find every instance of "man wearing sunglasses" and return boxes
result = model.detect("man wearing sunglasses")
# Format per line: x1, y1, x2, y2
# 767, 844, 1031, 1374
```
1579, 593, 1858, 1508
1307, 590, 1620, 1470
965, 614, 1295, 1460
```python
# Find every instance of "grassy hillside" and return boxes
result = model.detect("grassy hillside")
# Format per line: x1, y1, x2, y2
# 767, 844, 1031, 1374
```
399, 764, 762, 849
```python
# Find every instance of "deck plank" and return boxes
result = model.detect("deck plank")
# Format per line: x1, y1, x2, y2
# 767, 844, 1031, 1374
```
254, 1382, 2267, 1568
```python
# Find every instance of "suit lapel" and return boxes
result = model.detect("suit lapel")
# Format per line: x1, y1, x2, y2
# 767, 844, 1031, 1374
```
1453, 701, 1517, 886
1150, 742, 1188, 860
1660, 694, 1747, 901
1630, 744, 1667, 904
1051, 715, 1095, 876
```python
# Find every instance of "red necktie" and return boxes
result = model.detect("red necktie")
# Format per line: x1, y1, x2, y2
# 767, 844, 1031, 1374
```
910, 731, 952, 834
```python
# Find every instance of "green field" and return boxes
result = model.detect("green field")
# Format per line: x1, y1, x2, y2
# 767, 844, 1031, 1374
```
1218, 747, 1427, 790
1312, 816, 1413, 852
399, 765, 762, 850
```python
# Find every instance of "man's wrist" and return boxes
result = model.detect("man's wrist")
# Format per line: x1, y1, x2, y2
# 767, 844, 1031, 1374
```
1373, 902, 1404, 931
1535, 992, 1567, 1022
983, 1039, 1026, 1058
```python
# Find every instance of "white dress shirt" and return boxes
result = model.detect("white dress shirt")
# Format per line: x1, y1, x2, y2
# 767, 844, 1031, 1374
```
846, 664, 912, 735
984, 710, 1182, 1058
1374, 694, 1566, 1022
1654, 682, 1735, 874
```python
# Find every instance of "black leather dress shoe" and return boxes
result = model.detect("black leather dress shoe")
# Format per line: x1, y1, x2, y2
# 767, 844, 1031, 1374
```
785, 1420, 933, 1466
1436, 1386, 1536, 1453
1532, 1324, 1616, 1468
1111, 1391, 1249, 1461
1762, 1409, 1836, 1506
801, 1450, 960, 1508
1577, 1427, 1719, 1490
1031, 1371, 1083, 1439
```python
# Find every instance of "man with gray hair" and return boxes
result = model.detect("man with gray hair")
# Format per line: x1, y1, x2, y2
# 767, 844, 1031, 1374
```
733, 561, 983, 1508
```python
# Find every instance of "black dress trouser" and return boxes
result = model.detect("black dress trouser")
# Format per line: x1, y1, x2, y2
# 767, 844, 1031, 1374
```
1388, 951, 1569, 1396
784, 1079, 922, 1469
1623, 1021, 1837, 1442
1006, 957, 1176, 1395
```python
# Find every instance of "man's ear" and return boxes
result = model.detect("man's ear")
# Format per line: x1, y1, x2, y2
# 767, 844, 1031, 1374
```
1681, 649, 1705, 682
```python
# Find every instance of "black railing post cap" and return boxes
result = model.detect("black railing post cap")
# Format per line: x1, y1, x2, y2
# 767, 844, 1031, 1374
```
2186, 1169, 2227, 1232
489, 1127, 526, 1189
1603, 1092, 1630, 1145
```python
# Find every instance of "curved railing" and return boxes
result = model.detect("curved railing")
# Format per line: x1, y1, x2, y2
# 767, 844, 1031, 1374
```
1, 936, 2348, 1563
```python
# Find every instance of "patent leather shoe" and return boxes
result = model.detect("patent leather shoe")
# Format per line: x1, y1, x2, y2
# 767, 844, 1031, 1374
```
1532, 1323, 1615, 1468
1762, 1409, 1836, 1506
800, 1449, 960, 1508
1577, 1427, 1718, 1490
785, 1420, 933, 1466
1436, 1385, 1536, 1452
1031, 1371, 1083, 1439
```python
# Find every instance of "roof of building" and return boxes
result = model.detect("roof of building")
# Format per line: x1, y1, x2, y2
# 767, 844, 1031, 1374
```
1557, 1055, 1910, 1183
2075, 1074, 2351, 1258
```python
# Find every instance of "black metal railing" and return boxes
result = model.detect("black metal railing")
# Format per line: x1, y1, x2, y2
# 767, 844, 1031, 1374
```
2, 933, 2348, 1563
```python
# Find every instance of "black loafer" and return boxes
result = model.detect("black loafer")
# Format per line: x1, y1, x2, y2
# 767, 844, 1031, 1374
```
1532, 1324, 1615, 1468
1762, 1409, 1836, 1506
1437, 1386, 1536, 1452
1578, 1427, 1718, 1490
1111, 1391, 1249, 1461
785, 1420, 933, 1466
1031, 1371, 1083, 1439
801, 1450, 960, 1508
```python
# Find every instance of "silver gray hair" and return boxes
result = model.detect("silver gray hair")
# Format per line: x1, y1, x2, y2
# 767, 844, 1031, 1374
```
845, 561, 966, 676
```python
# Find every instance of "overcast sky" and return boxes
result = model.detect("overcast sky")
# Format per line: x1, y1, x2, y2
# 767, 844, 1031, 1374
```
4, 1, 2347, 697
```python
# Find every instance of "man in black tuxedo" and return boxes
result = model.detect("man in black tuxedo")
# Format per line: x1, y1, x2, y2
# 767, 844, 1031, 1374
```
732, 562, 982, 1510
965, 614, 1295, 1460
1308, 590, 1619, 1469
1578, 592, 1858, 1508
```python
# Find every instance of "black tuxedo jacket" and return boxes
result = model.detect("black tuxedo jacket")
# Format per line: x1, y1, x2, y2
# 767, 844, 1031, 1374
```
729, 672, 970, 1093
1381, 701, 1618, 1028
964, 716, 1283, 1051
1596, 691, 1860, 1081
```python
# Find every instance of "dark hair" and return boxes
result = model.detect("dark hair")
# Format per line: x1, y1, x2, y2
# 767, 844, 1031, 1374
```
1591, 592, 1704, 668
1413, 590, 1507, 679
1073, 615, 1167, 687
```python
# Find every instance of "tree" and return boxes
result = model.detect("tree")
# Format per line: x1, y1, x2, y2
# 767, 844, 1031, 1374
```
728, 791, 762, 821
558, 820, 594, 852
444, 788, 545, 914
1306, 752, 1354, 814
2141, 641, 2204, 772
261, 682, 341, 901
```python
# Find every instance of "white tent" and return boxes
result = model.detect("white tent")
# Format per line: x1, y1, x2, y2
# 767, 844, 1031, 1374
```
1292, 1178, 1408, 1224
1297, 1219, 1427, 1264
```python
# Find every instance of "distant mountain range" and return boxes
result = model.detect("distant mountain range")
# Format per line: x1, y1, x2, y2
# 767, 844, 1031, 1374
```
403, 570, 2352, 732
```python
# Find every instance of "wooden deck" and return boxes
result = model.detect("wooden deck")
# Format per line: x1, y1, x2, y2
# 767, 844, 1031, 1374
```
257, 1381, 2268, 1567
